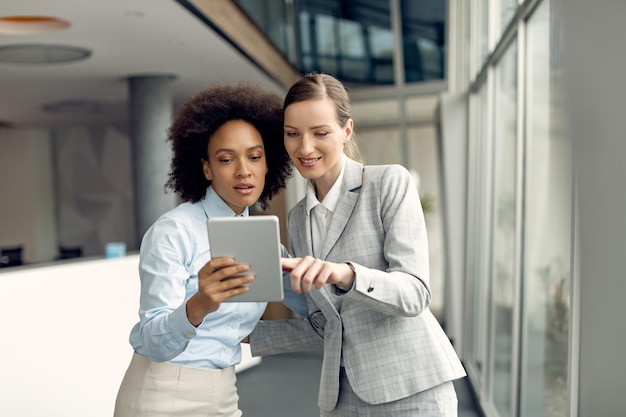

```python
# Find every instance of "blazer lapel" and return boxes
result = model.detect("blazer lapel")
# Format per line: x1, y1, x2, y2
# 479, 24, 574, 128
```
319, 158, 363, 260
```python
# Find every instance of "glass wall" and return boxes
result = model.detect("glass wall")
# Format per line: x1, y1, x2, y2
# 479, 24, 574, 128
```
463, 1, 573, 416
297, 1, 395, 84
520, 2, 570, 416
466, 84, 490, 384
235, 4, 574, 416
400, 0, 446, 82
498, 0, 519, 34
490, 38, 518, 417
237, 0, 446, 85
234, 0, 297, 65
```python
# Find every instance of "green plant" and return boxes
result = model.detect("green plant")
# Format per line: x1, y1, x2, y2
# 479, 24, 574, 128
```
420, 193, 435, 215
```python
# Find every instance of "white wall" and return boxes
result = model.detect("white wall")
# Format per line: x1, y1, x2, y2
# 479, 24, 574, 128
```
563, 1, 626, 416
0, 255, 259, 417
0, 128, 57, 263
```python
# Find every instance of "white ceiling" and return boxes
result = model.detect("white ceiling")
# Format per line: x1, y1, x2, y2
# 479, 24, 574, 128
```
0, 0, 283, 127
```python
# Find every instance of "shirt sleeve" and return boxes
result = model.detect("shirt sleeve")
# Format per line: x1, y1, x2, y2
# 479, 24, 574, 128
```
279, 245, 310, 318
131, 215, 199, 362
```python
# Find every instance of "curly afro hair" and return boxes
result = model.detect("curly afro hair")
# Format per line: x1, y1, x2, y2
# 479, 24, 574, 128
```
165, 82, 292, 209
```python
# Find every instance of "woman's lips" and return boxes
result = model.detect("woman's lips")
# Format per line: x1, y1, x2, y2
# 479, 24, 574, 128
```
298, 157, 321, 168
234, 184, 254, 195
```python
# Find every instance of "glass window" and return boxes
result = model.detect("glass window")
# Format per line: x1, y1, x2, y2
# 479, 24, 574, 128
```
520, 1, 571, 416
339, 20, 365, 57
464, 2, 573, 416
297, 0, 394, 85
499, 0, 519, 35
235, 0, 297, 65
466, 84, 490, 379
337, 19, 370, 82
238, 0, 449, 86
367, 25, 394, 83
299, 11, 314, 69
478, 0, 491, 62
468, 0, 490, 78
401, 0, 446, 82
480, 0, 490, 66
314, 14, 339, 75
489, 39, 518, 417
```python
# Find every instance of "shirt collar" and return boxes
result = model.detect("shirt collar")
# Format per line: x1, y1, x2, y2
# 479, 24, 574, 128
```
201, 186, 250, 218
306, 154, 347, 214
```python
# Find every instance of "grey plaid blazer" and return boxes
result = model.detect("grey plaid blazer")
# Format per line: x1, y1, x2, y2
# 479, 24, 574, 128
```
250, 158, 466, 412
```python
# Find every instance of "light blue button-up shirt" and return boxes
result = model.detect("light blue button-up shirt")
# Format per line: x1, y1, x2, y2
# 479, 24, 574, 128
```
129, 186, 307, 369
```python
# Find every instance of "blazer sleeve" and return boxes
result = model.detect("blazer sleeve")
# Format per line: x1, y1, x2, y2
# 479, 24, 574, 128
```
248, 310, 326, 357
340, 165, 432, 317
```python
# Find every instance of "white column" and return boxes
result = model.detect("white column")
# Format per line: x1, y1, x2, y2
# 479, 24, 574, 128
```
562, 1, 626, 416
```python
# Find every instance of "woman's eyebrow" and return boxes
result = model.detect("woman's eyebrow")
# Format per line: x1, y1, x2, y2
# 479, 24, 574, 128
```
284, 124, 330, 130
214, 144, 264, 154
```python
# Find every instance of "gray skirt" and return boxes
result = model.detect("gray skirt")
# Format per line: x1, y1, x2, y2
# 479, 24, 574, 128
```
322, 367, 459, 417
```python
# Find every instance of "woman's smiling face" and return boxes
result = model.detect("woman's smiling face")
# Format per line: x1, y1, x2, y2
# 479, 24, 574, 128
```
283, 97, 352, 196
202, 120, 268, 214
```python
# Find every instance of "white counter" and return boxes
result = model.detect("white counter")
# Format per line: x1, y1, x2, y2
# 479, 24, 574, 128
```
0, 255, 260, 417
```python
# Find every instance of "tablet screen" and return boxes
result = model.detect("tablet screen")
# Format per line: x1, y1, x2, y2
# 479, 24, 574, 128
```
207, 215, 284, 302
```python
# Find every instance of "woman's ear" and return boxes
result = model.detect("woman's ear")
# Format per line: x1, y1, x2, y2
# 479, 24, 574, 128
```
201, 159, 212, 181
344, 118, 354, 141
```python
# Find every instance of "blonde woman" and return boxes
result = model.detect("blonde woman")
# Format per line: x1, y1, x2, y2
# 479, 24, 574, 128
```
247, 74, 466, 416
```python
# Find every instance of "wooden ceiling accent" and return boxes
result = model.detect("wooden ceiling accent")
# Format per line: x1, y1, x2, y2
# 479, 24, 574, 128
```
186, 0, 301, 88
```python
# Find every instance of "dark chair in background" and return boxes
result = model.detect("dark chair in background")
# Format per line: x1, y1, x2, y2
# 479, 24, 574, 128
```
0, 245, 24, 267
58, 246, 83, 260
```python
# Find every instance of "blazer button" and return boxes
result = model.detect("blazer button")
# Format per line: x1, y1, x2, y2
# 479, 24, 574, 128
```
367, 286, 374, 292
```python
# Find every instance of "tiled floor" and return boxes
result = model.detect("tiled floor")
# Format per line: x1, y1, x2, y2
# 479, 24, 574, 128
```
237, 351, 481, 416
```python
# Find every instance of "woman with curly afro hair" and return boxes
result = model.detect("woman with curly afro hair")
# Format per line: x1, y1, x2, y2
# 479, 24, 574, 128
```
114, 82, 304, 417
165, 82, 292, 208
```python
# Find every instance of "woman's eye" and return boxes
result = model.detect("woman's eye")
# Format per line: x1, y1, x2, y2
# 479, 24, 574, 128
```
315, 131, 329, 137
285, 131, 299, 138
250, 154, 263, 161
219, 158, 233, 164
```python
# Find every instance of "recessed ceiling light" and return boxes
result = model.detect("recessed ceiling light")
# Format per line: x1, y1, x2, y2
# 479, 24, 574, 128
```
0, 44, 91, 64
0, 16, 70, 34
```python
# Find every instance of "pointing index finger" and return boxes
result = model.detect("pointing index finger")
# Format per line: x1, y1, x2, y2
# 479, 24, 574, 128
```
281, 257, 300, 272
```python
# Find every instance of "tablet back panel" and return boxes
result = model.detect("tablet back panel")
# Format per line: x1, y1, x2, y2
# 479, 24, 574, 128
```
207, 215, 284, 302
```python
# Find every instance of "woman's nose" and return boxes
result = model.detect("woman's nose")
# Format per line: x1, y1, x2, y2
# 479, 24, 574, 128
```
236, 161, 252, 178
300, 135, 315, 154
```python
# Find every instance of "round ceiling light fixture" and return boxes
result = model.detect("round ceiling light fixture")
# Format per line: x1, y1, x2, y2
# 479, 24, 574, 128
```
0, 44, 91, 64
0, 16, 70, 34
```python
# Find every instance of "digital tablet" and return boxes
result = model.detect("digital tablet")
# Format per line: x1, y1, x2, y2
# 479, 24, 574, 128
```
207, 215, 284, 302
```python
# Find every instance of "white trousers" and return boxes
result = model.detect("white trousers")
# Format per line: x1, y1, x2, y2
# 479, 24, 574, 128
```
114, 353, 241, 417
